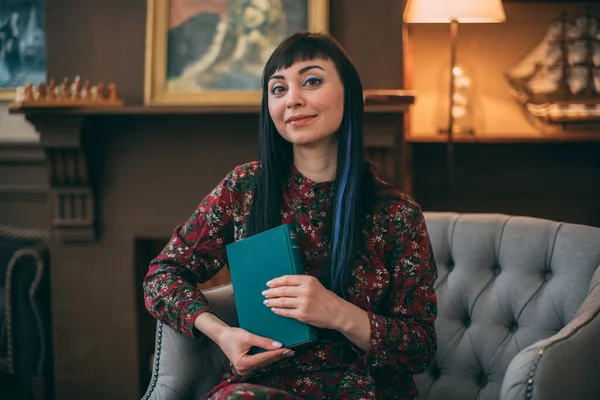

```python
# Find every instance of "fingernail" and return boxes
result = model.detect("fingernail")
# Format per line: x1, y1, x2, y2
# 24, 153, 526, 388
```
266, 280, 272, 287
272, 341, 283, 348
263, 299, 269, 305
283, 350, 295, 357
261, 290, 268, 296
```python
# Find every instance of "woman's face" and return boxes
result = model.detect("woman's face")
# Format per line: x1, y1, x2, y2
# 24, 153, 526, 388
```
267, 58, 344, 148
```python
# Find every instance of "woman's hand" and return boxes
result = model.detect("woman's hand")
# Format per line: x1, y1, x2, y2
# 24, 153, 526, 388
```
262, 275, 345, 330
195, 312, 293, 378
216, 327, 294, 377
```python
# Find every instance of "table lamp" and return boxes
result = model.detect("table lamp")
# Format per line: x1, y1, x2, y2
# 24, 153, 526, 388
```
403, 0, 505, 209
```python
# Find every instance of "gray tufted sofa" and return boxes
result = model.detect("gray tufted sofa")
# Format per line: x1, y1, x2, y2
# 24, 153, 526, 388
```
142, 212, 600, 400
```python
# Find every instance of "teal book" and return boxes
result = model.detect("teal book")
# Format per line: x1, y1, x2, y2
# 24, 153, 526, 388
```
225, 224, 317, 353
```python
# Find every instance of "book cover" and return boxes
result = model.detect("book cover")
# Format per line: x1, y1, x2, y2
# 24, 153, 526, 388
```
225, 223, 317, 353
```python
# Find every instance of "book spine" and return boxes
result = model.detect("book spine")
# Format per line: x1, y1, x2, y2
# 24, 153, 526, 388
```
284, 224, 317, 341
285, 224, 304, 275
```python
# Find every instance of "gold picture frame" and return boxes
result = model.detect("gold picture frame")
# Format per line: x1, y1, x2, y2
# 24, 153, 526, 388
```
144, 0, 329, 107
0, 89, 16, 102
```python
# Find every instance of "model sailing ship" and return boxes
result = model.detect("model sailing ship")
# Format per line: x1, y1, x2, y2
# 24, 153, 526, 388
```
506, 9, 600, 124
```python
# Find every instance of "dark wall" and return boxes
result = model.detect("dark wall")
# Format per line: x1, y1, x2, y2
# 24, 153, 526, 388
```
412, 143, 600, 228
0, 142, 50, 228
46, 0, 405, 107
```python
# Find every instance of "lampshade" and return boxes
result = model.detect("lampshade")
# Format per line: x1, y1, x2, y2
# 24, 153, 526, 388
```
403, 0, 506, 23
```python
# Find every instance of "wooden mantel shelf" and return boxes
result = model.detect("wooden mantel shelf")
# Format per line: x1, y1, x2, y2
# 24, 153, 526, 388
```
8, 90, 415, 116
407, 132, 600, 143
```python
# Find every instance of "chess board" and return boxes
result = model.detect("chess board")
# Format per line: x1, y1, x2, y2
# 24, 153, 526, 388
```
9, 77, 124, 109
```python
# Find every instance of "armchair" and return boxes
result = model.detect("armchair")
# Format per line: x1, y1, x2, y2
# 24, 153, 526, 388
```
142, 213, 600, 400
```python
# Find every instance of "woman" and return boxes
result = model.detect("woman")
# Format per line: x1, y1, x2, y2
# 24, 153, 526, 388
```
143, 32, 437, 399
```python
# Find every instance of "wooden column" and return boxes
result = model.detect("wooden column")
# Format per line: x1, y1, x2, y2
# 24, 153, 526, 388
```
25, 114, 95, 242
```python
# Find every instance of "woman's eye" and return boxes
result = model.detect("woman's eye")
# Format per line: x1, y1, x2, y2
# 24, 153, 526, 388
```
271, 85, 286, 95
304, 77, 323, 87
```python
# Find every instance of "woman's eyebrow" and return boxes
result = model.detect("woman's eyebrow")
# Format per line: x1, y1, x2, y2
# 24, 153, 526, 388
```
268, 65, 325, 82
298, 65, 325, 75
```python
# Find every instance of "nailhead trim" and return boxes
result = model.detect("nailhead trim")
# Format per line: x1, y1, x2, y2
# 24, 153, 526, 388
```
142, 322, 163, 400
4, 247, 46, 374
525, 304, 600, 399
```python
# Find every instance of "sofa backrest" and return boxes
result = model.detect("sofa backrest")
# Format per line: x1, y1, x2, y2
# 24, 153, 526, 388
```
416, 212, 600, 400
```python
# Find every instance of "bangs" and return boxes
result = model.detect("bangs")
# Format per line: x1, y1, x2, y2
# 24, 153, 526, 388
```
262, 32, 335, 88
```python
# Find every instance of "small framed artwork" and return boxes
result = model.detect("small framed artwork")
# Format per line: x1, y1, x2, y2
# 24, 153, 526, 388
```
144, 0, 329, 107
0, 0, 46, 101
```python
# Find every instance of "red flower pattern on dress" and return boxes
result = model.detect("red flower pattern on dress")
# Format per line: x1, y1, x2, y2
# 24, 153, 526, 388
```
143, 161, 438, 400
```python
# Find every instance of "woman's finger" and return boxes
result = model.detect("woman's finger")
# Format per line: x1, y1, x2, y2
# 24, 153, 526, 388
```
271, 307, 296, 319
266, 275, 305, 288
256, 349, 295, 370
242, 348, 287, 370
264, 296, 298, 309
262, 285, 300, 298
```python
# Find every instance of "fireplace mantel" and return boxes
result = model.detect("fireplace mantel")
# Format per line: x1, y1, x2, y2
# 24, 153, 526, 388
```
9, 90, 414, 114
11, 90, 415, 243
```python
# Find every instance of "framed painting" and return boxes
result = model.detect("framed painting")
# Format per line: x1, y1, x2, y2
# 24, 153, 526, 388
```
145, 0, 329, 106
0, 0, 46, 101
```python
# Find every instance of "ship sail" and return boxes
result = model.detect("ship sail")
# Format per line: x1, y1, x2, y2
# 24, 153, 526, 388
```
505, 9, 600, 123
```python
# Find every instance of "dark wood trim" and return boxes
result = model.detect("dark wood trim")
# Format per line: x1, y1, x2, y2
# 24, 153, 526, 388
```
8, 91, 415, 116
0, 141, 45, 163
0, 184, 48, 202
406, 132, 600, 143
24, 114, 95, 242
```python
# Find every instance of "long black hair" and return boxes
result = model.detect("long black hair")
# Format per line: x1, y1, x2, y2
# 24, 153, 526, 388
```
247, 32, 373, 298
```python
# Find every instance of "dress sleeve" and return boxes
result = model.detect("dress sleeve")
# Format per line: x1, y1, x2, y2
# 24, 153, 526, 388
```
143, 169, 237, 337
362, 203, 438, 374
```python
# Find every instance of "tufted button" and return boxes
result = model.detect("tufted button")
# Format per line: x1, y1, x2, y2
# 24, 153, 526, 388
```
447, 260, 455, 272
312, 252, 319, 260
479, 374, 489, 387
463, 316, 471, 328
508, 321, 518, 333
430, 364, 441, 380
544, 270, 553, 282
493, 264, 501, 276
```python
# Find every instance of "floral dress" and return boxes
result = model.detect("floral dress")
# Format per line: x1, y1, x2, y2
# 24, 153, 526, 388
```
143, 162, 438, 399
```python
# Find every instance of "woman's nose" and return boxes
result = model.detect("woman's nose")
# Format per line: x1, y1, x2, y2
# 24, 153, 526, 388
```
286, 86, 305, 109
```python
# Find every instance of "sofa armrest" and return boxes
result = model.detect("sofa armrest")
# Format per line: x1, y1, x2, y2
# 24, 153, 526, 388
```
4, 246, 51, 377
501, 266, 600, 400
143, 284, 237, 400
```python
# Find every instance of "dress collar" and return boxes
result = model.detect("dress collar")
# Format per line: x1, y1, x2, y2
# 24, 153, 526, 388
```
288, 163, 336, 195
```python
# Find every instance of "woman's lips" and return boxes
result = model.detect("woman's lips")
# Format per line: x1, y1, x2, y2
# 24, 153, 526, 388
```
286, 115, 316, 127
